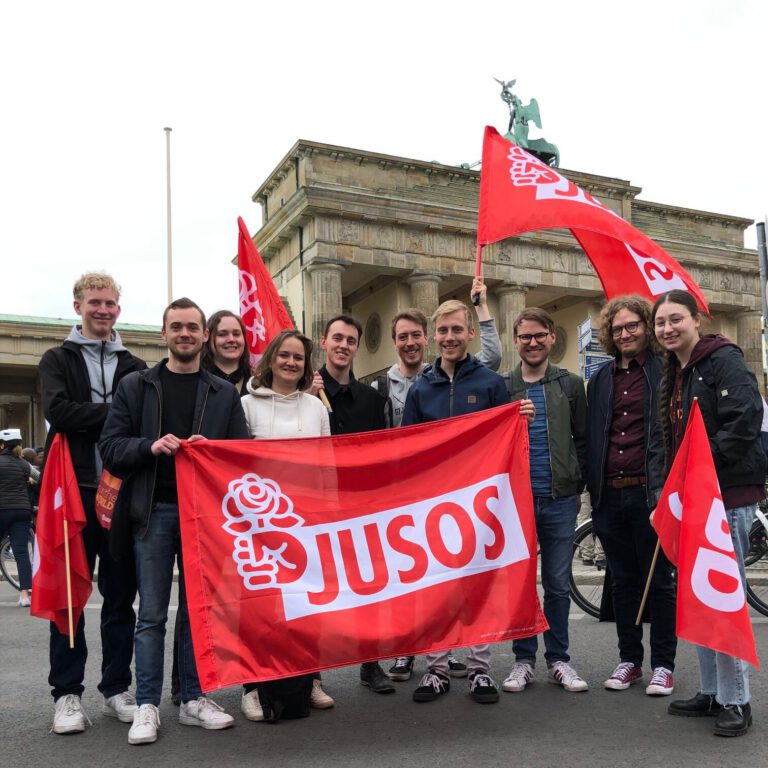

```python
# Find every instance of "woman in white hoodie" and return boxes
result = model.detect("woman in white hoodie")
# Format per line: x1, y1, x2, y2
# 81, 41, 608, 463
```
239, 329, 332, 719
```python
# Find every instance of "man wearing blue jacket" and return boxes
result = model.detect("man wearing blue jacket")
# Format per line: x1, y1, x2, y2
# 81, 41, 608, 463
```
402, 299, 509, 705
99, 297, 249, 745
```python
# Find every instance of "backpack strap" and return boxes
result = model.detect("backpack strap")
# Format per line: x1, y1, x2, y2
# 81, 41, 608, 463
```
375, 374, 394, 428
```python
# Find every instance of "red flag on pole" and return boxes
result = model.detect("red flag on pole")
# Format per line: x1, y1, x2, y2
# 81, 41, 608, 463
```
176, 402, 547, 691
237, 216, 293, 366
653, 401, 759, 667
31, 434, 92, 635
477, 126, 709, 312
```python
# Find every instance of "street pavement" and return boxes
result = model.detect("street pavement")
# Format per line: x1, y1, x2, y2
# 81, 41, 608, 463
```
1, 579, 766, 768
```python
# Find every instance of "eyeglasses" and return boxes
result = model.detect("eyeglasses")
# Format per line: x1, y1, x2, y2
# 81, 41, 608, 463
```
516, 332, 550, 344
654, 314, 691, 329
611, 321, 643, 337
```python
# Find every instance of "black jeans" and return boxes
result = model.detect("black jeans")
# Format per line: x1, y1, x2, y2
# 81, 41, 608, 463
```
592, 485, 677, 671
49, 487, 137, 700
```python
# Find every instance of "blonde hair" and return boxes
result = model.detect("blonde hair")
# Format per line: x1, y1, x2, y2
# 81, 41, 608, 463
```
72, 272, 121, 303
432, 300, 473, 330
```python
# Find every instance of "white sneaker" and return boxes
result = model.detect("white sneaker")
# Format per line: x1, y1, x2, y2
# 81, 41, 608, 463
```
52, 694, 88, 734
547, 661, 589, 692
502, 662, 535, 692
128, 704, 160, 745
179, 697, 235, 730
241, 689, 264, 721
18, 596, 30, 607
310, 679, 335, 709
103, 691, 138, 723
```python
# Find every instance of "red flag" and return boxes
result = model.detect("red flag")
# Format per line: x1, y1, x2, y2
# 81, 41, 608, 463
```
653, 401, 759, 667
477, 126, 709, 313
31, 434, 93, 634
237, 216, 293, 366
176, 403, 547, 691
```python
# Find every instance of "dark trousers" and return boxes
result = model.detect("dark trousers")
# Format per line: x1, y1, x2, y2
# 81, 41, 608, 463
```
49, 486, 137, 700
0, 508, 33, 589
592, 485, 677, 671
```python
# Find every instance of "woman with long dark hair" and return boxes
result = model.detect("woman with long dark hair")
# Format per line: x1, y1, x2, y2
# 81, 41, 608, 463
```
652, 289, 764, 737
202, 310, 251, 395
0, 429, 33, 607
239, 329, 332, 720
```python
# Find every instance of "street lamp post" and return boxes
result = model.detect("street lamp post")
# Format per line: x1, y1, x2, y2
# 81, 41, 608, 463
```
164, 127, 173, 304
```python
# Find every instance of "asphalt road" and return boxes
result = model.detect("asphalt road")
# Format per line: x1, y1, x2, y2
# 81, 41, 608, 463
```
1, 579, 766, 768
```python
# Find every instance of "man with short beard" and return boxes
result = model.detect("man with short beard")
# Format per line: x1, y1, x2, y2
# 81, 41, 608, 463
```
99, 297, 249, 745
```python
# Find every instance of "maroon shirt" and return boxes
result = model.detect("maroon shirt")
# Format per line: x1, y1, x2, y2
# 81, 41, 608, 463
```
605, 351, 647, 479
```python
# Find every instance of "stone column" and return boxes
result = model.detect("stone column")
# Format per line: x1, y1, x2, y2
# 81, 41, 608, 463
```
406, 273, 442, 319
307, 262, 345, 368
495, 284, 528, 371
736, 310, 766, 395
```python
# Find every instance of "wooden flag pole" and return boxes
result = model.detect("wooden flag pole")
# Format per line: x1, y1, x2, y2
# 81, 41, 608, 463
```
472, 244, 484, 305
635, 539, 661, 626
318, 389, 333, 412
63, 519, 75, 648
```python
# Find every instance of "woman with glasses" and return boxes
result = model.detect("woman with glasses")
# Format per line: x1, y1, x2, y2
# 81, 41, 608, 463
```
652, 289, 764, 737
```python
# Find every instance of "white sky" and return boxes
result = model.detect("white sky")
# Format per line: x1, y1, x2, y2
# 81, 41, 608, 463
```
2, 0, 766, 326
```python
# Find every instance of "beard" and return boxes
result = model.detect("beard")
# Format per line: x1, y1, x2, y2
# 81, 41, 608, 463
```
168, 341, 202, 364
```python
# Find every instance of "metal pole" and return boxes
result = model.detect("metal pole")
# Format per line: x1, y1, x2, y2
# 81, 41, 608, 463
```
757, 220, 768, 379
164, 127, 173, 304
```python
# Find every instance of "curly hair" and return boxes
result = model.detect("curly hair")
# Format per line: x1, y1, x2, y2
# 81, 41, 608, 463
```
250, 329, 314, 392
597, 294, 658, 357
72, 272, 121, 303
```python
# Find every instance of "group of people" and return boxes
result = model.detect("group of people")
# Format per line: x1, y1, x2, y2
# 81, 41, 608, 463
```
23, 269, 763, 746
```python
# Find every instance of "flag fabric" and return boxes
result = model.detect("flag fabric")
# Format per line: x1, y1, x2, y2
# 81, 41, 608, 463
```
176, 402, 547, 691
477, 126, 709, 312
237, 216, 293, 366
31, 433, 92, 634
652, 401, 759, 667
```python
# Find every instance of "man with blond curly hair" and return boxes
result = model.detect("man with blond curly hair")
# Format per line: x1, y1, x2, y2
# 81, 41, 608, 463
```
585, 294, 676, 697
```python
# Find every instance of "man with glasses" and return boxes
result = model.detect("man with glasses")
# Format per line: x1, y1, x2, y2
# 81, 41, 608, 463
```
501, 308, 589, 694
585, 295, 676, 696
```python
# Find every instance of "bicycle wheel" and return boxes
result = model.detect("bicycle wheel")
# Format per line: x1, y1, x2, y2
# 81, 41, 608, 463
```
745, 518, 768, 617
570, 519, 606, 619
0, 531, 34, 592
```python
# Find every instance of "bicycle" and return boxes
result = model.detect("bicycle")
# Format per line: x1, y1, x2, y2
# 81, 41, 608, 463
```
569, 512, 768, 619
0, 528, 35, 592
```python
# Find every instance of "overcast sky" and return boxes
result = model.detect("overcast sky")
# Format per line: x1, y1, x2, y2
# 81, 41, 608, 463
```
2, 1, 765, 327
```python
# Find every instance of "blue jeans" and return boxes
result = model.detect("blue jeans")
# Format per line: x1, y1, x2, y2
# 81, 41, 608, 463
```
513, 495, 578, 666
0, 508, 32, 589
698, 503, 753, 706
134, 503, 202, 706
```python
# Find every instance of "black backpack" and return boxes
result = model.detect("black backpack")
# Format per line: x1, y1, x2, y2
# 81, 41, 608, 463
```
255, 674, 314, 722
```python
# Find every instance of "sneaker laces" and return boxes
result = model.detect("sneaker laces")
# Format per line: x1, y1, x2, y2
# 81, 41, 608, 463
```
471, 673, 496, 691
610, 661, 636, 679
135, 704, 160, 727
648, 667, 672, 686
393, 656, 412, 668
551, 661, 582, 686
51, 695, 92, 732
506, 663, 532, 683
195, 697, 225, 717
419, 672, 448, 692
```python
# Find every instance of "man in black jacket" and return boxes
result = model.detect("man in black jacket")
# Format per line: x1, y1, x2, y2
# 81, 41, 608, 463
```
317, 314, 394, 694
99, 297, 249, 746
585, 295, 676, 697
39, 272, 145, 735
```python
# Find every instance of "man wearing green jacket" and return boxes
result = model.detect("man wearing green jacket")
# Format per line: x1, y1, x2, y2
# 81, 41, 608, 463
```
501, 307, 589, 695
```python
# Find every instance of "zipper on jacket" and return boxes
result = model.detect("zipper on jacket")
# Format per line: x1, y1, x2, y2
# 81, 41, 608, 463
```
449, 380, 454, 418
144, 378, 162, 532
196, 382, 210, 434
100, 341, 108, 402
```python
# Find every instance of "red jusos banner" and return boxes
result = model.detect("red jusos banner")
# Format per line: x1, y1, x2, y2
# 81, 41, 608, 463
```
237, 216, 294, 366
653, 401, 759, 667
176, 402, 546, 690
477, 126, 709, 312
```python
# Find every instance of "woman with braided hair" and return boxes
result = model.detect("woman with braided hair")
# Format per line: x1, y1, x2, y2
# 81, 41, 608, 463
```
652, 289, 765, 737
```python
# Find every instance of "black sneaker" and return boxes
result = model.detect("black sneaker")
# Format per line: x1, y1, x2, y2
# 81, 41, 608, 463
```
360, 662, 396, 694
714, 703, 752, 737
388, 656, 415, 681
413, 671, 450, 702
447, 653, 468, 678
469, 672, 499, 704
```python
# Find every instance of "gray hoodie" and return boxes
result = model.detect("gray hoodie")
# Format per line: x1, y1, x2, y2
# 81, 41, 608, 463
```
373, 318, 502, 427
66, 325, 127, 473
